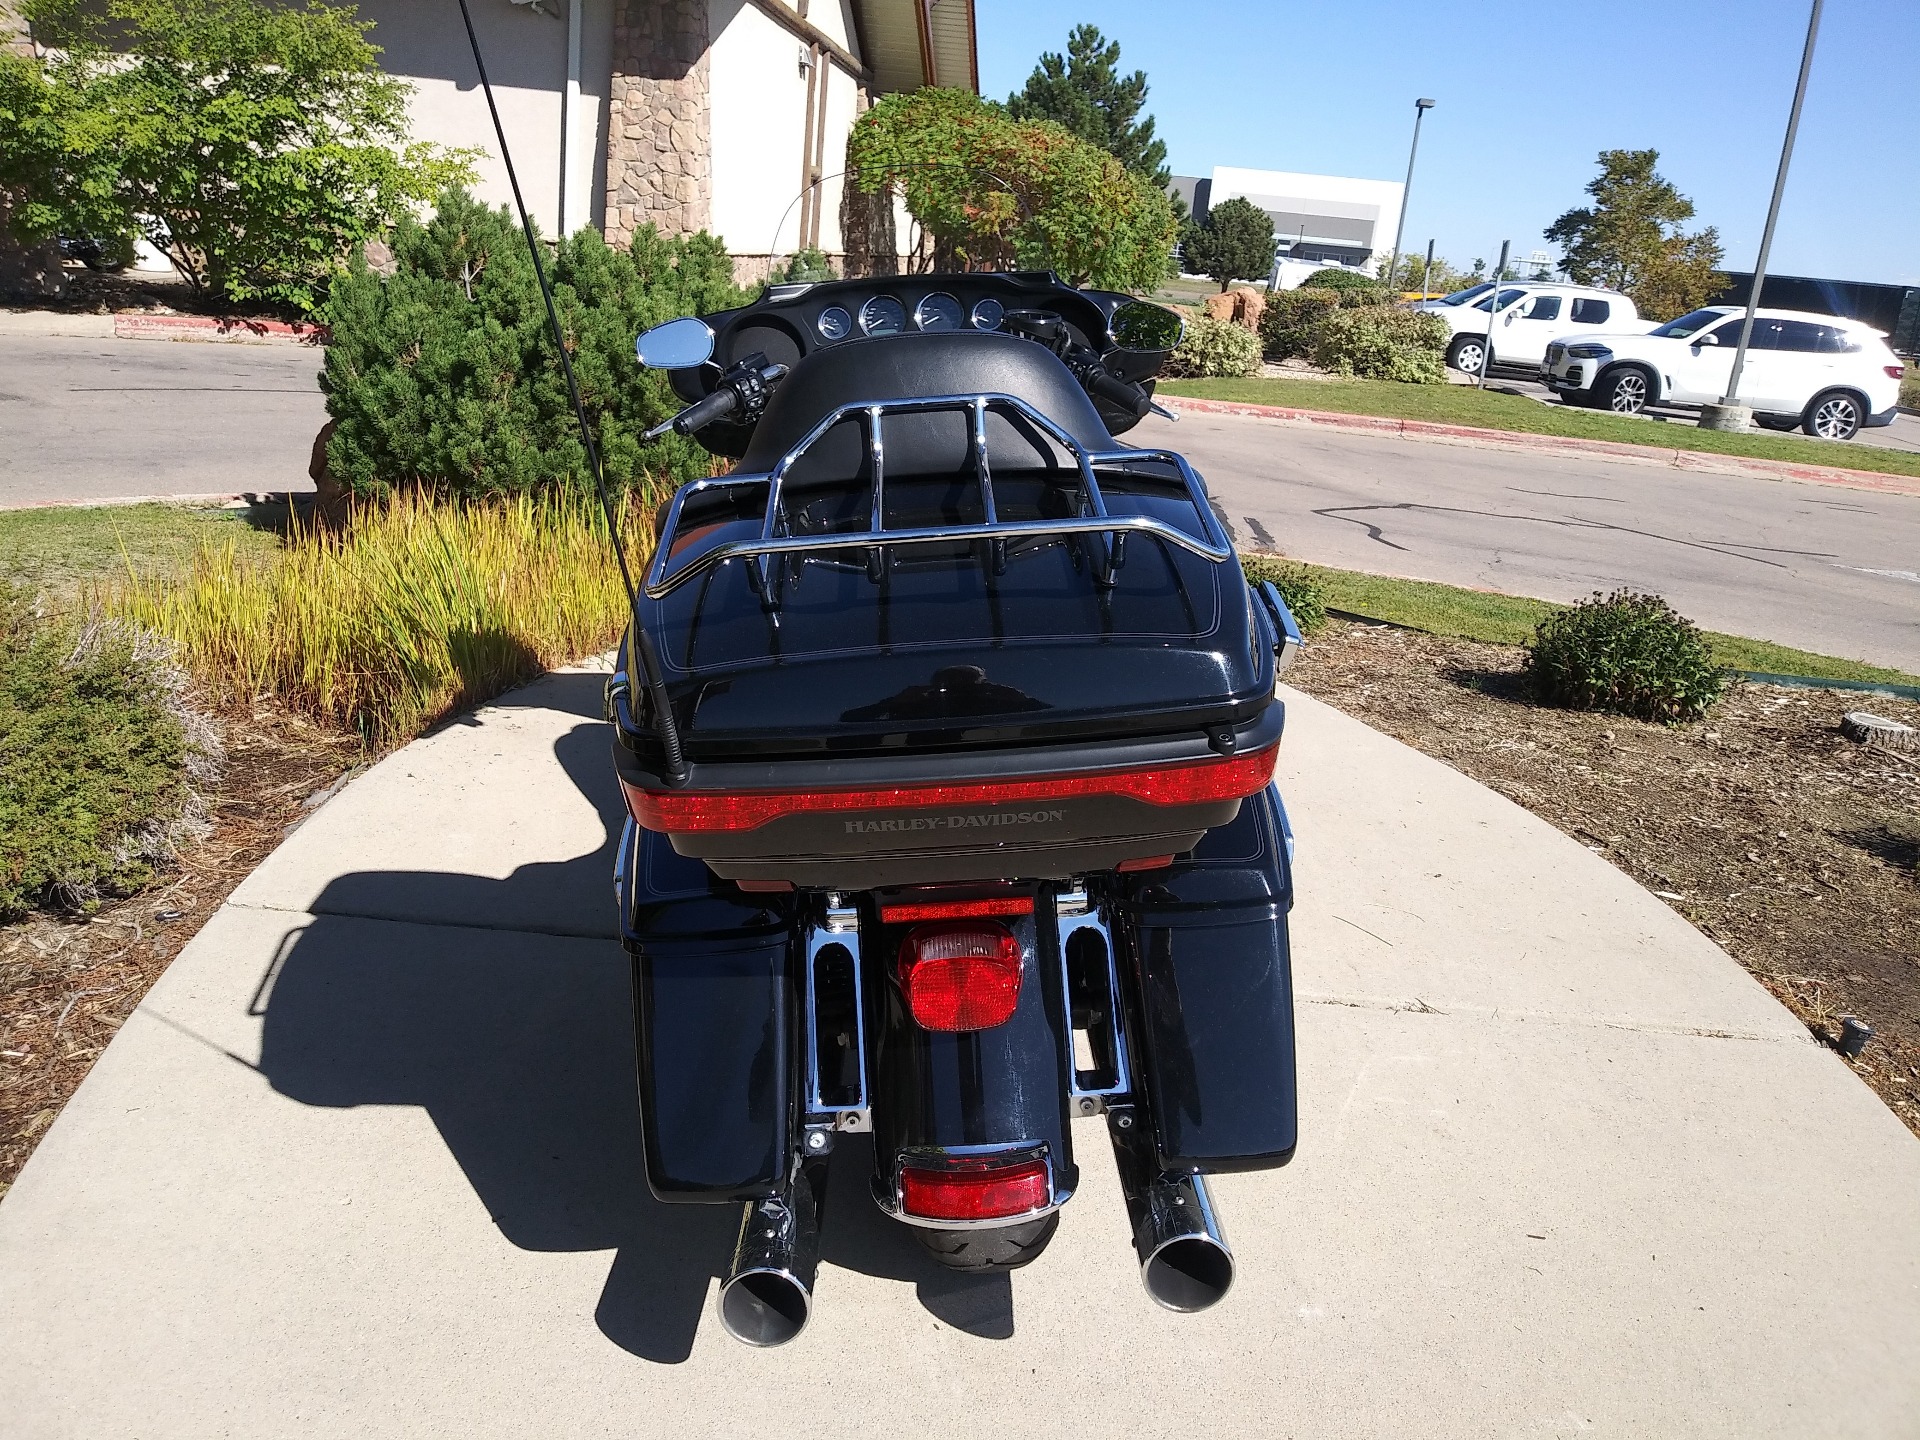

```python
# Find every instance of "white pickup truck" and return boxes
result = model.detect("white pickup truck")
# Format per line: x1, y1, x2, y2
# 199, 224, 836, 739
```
1414, 282, 1655, 374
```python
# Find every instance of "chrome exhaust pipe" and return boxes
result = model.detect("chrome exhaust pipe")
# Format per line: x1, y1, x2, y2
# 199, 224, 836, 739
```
716, 1177, 819, 1347
1109, 1108, 1235, 1312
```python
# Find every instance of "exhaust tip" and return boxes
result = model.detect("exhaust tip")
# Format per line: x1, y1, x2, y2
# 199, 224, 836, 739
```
1142, 1234, 1235, 1313
718, 1267, 812, 1347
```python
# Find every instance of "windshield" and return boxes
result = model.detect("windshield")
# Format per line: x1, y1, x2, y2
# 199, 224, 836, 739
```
1650, 309, 1731, 339
1469, 287, 1529, 313
1435, 283, 1495, 306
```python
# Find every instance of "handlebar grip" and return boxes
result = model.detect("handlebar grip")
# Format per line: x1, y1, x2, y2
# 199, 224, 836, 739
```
673, 385, 740, 435
1086, 367, 1149, 418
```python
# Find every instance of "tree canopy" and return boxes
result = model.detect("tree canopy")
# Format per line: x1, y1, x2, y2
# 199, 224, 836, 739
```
846, 88, 1177, 293
7, 0, 473, 315
1181, 196, 1275, 291
1546, 149, 1724, 322
1006, 24, 1170, 192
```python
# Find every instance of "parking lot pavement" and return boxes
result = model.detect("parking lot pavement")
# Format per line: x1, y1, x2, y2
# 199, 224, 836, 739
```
0, 332, 327, 506
1477, 370, 1920, 454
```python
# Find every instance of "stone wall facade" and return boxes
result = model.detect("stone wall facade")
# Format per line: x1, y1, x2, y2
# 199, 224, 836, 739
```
603, 0, 712, 246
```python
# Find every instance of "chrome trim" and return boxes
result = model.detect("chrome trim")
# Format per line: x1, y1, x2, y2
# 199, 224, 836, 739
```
857, 294, 906, 336
970, 296, 1004, 331
641, 392, 1235, 600
1055, 887, 1131, 1116
1255, 581, 1305, 678
802, 899, 870, 1134
815, 305, 853, 342
874, 1140, 1070, 1230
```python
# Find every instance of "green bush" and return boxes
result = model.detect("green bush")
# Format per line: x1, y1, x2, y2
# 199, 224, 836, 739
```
1258, 287, 1340, 358
1527, 589, 1727, 722
771, 247, 836, 283
0, 590, 217, 919
1240, 555, 1328, 634
1163, 314, 1261, 378
322, 191, 753, 504
1299, 268, 1393, 306
1310, 307, 1449, 383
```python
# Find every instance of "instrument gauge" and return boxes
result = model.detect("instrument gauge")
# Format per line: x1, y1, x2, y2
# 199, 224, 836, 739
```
816, 305, 853, 342
970, 297, 1006, 331
858, 295, 908, 336
914, 292, 964, 332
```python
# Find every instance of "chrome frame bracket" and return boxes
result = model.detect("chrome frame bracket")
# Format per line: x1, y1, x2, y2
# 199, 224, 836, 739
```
802, 896, 870, 1134
1055, 886, 1132, 1116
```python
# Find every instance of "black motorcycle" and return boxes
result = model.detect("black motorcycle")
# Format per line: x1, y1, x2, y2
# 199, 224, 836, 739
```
611, 271, 1303, 1347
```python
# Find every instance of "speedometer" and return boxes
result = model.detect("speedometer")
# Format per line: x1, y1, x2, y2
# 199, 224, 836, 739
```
970, 297, 1005, 331
914, 293, 964, 332
859, 296, 907, 336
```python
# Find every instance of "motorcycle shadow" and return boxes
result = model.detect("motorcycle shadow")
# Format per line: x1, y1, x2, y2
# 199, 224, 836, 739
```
253, 676, 1013, 1363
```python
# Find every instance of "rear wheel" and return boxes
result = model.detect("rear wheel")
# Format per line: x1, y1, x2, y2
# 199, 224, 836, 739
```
1598, 365, 1652, 414
1447, 334, 1489, 374
1803, 389, 1865, 440
913, 1213, 1060, 1271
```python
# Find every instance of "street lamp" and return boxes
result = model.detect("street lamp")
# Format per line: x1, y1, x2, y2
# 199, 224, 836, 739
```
1704, 0, 1823, 432
1384, 98, 1435, 294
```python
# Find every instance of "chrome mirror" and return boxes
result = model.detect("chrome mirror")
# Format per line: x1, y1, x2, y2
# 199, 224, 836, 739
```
635, 316, 715, 369
1109, 300, 1184, 355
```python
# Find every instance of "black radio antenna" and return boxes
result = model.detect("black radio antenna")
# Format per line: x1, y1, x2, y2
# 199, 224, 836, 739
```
453, 0, 688, 783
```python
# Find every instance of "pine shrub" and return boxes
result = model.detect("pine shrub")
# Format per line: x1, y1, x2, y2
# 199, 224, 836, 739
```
1527, 589, 1727, 722
321, 191, 753, 505
1310, 307, 1449, 383
1163, 314, 1262, 378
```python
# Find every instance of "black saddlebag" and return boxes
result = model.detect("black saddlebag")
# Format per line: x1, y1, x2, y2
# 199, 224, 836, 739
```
1117, 784, 1298, 1172
619, 821, 797, 1202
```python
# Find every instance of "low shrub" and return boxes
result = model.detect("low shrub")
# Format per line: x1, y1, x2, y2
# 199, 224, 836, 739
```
771, 247, 836, 283
322, 190, 753, 507
1163, 314, 1262, 379
0, 590, 219, 919
1902, 367, 1919, 412
1527, 589, 1727, 722
1310, 307, 1449, 383
1239, 555, 1329, 635
108, 492, 644, 747
1258, 287, 1339, 358
1298, 268, 1394, 306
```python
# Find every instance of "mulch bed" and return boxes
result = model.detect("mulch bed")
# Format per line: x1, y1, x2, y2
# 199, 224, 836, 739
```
1288, 620, 1920, 1135
0, 706, 358, 1196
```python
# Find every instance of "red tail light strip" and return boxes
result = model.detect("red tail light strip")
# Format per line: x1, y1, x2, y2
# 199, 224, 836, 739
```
900, 1160, 1051, 1222
879, 897, 1034, 924
622, 744, 1278, 835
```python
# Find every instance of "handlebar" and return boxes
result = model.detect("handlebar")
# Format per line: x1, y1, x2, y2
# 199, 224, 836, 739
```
668, 386, 739, 436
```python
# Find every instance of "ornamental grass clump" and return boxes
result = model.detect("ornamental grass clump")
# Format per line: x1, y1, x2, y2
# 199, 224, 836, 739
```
1527, 589, 1727, 722
108, 493, 644, 747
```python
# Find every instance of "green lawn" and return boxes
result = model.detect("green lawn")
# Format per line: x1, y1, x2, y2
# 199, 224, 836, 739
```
1242, 555, 1920, 689
0, 502, 286, 598
1161, 376, 1920, 480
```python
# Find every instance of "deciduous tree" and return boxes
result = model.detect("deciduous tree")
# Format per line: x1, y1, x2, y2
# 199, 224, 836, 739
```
1546, 149, 1724, 321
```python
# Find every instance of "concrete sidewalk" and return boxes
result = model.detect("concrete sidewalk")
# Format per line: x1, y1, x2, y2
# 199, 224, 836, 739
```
1, 673, 1915, 1438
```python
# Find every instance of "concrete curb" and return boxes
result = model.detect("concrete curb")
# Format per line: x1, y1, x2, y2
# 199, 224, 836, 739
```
0, 307, 323, 345
1160, 394, 1920, 499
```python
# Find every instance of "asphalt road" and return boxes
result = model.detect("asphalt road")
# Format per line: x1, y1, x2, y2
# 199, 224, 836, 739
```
5, 333, 1916, 672
0, 332, 327, 506
1132, 410, 1920, 673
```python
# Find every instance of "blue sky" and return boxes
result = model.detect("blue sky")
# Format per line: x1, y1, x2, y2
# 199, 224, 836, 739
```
975, 0, 1916, 284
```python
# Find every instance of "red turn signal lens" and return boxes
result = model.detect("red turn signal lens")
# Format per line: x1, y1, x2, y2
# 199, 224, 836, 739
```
900, 1158, 1050, 1221
898, 922, 1022, 1031
620, 744, 1279, 834
879, 896, 1033, 924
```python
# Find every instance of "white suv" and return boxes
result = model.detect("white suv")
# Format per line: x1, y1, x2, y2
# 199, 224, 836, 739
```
1415, 282, 1651, 373
1540, 306, 1905, 440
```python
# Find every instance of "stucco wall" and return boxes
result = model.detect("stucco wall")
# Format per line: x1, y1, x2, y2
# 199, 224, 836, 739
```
360, 0, 614, 241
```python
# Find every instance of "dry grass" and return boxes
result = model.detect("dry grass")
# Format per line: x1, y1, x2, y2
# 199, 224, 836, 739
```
106, 492, 646, 746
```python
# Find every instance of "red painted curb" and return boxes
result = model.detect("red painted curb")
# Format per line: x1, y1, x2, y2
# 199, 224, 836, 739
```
1158, 394, 1920, 499
111, 313, 328, 344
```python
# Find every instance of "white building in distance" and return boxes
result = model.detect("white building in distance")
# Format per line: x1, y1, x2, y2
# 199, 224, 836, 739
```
1175, 166, 1405, 278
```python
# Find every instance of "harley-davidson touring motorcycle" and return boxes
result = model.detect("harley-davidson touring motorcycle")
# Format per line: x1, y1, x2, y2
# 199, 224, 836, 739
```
609, 272, 1303, 1347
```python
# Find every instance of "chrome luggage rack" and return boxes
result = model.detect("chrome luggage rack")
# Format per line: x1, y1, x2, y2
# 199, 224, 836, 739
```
641, 392, 1234, 601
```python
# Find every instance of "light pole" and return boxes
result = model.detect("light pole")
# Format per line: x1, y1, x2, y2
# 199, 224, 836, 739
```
1703, 0, 1823, 432
1384, 97, 1435, 293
